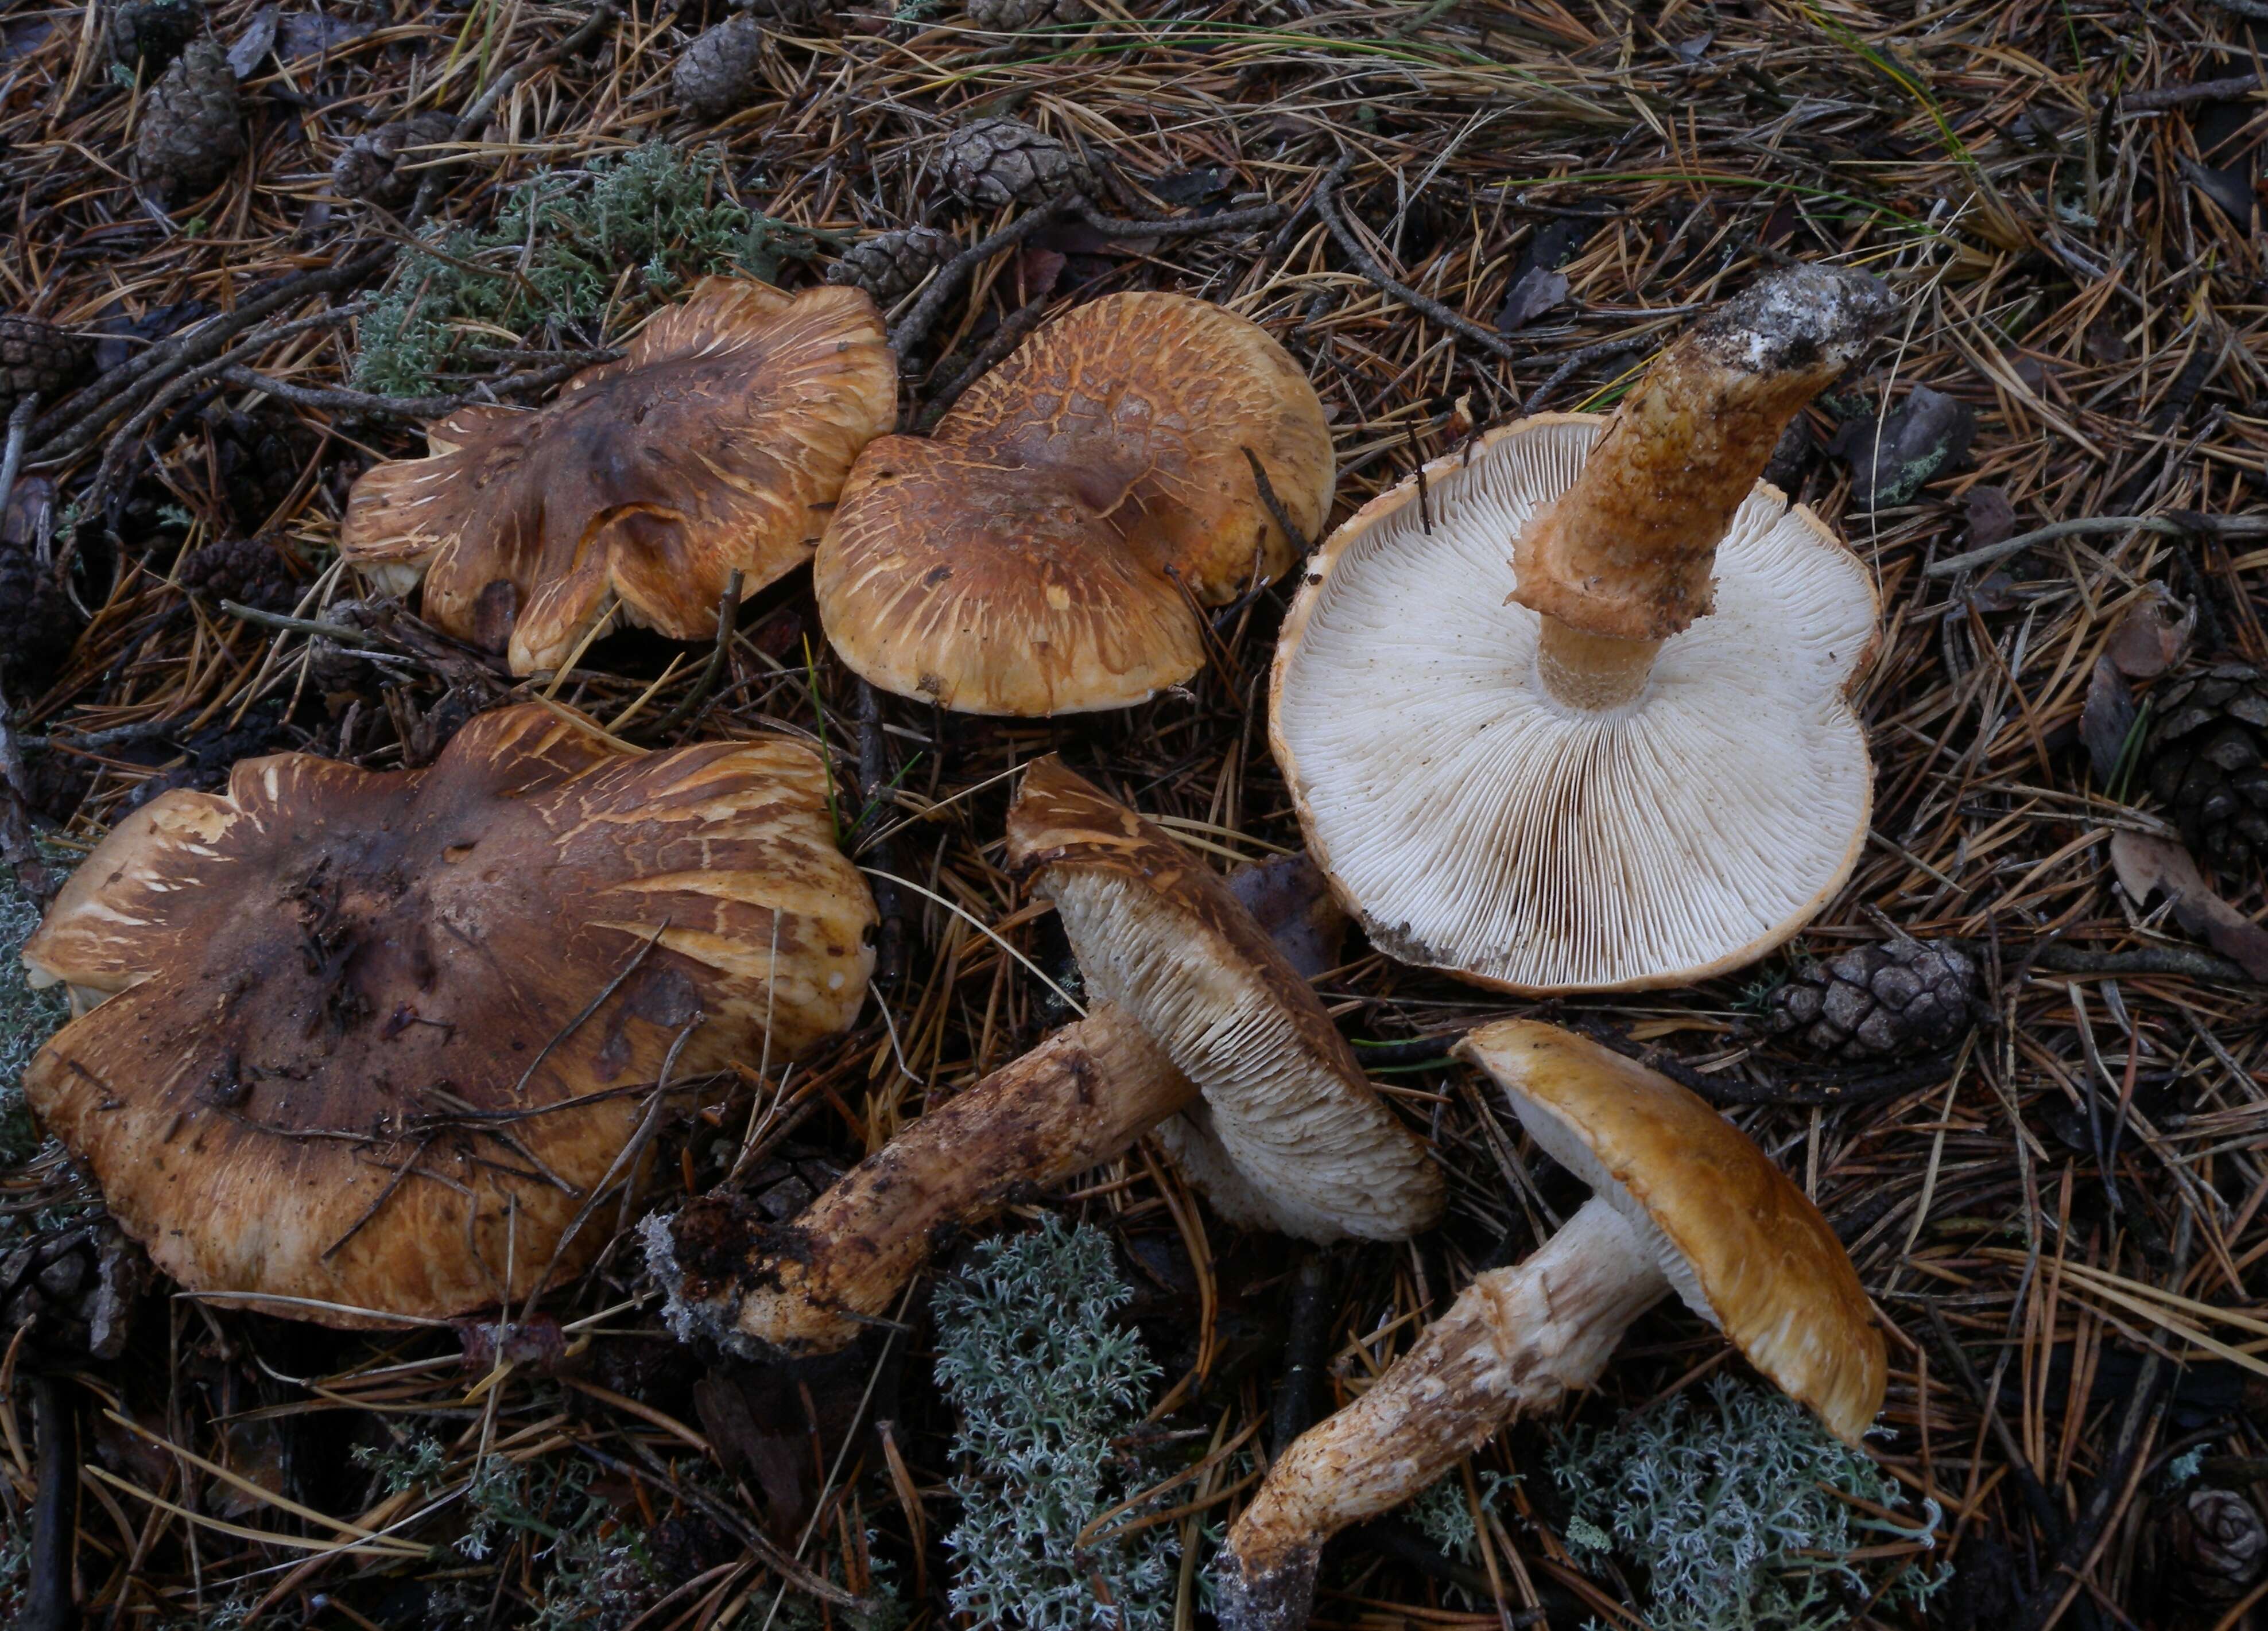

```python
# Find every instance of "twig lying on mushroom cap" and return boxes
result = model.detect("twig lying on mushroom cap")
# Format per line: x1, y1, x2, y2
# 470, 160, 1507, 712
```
647, 759, 1439, 1358
1214, 1019, 1885, 1631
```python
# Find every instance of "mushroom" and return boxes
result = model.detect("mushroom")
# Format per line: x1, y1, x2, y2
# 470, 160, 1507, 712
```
18, 704, 876, 1326
343, 277, 895, 677
813, 292, 1333, 714
649, 756, 1440, 1356
1271, 265, 1898, 992
1215, 1019, 1886, 1631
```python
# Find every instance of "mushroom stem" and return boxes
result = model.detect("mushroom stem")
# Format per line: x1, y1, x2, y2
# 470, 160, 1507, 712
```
658, 1001, 1196, 1357
1512, 264, 1896, 710
1216, 1198, 1668, 1631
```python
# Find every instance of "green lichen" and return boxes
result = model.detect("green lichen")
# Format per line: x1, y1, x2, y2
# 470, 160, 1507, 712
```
352, 142, 830, 399
1552, 1377, 1944, 1631
932, 1216, 1178, 1631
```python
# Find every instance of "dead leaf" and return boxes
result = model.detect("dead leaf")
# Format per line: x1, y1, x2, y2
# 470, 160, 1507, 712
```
1228, 852, 1346, 981
1495, 266, 1569, 332
2082, 655, 2137, 787
1829, 386, 1976, 511
1964, 485, 2017, 550
226, 8, 277, 79
2105, 584, 2196, 679
2110, 830, 2268, 980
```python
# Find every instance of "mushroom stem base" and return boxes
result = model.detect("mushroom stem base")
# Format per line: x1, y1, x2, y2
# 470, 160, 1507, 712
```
1533, 617, 1662, 711
1216, 1198, 1668, 1631
664, 1001, 1196, 1357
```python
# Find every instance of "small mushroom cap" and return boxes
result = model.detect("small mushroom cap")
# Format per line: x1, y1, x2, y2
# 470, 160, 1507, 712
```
815, 292, 1333, 715
343, 277, 895, 676
20, 705, 876, 1325
1271, 415, 1878, 993
1006, 758, 1440, 1241
1456, 1020, 1885, 1443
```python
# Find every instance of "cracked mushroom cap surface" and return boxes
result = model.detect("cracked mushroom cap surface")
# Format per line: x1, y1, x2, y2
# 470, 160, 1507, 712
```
1005, 757, 1440, 1241
1457, 1020, 1885, 1443
1271, 415, 1878, 993
342, 277, 895, 677
815, 292, 1333, 716
18, 704, 876, 1326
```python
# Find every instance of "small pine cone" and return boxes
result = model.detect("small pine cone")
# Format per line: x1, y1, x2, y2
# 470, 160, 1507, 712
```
0, 315, 90, 412
825, 227, 955, 306
968, 0, 1084, 27
939, 116, 1080, 208
0, 1214, 146, 1362
208, 406, 317, 531
135, 38, 243, 201
2161, 1488, 2268, 1609
1769, 938, 1980, 1061
110, 0, 201, 72
2145, 662, 2268, 875
332, 110, 455, 206
672, 15, 766, 122
0, 543, 79, 690
179, 533, 298, 614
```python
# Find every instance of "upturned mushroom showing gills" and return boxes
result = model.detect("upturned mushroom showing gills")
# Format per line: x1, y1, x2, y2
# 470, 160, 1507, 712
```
649, 756, 1440, 1357
342, 277, 895, 677
1215, 1020, 1885, 1631
813, 292, 1334, 714
1273, 265, 1898, 992
18, 705, 876, 1326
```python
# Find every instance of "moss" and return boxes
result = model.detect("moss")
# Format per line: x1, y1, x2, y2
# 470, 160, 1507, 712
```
1552, 1377, 1944, 1631
932, 1216, 1178, 1630
353, 142, 831, 399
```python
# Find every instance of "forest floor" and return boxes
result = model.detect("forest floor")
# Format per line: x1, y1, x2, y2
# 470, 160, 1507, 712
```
3, 0, 2268, 1628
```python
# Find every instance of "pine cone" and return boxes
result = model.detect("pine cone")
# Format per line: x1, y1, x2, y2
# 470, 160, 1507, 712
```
825, 227, 955, 306
208, 406, 318, 531
2145, 662, 2268, 875
939, 116, 1080, 208
0, 543, 79, 692
0, 1214, 146, 1362
1769, 938, 1980, 1061
332, 110, 455, 207
110, 0, 201, 72
135, 38, 243, 201
2161, 1488, 2268, 1609
179, 533, 298, 614
0, 315, 91, 411
968, 0, 1084, 26
672, 15, 766, 122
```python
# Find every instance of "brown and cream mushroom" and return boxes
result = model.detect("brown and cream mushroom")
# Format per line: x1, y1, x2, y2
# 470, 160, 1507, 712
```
1272, 265, 1897, 992
648, 756, 1440, 1356
1214, 1019, 1886, 1631
343, 277, 895, 677
813, 292, 1333, 715
19, 704, 876, 1326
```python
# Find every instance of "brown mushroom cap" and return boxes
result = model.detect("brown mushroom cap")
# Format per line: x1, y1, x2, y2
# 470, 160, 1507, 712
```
1456, 1019, 1884, 1441
342, 278, 895, 677
814, 292, 1333, 715
1006, 757, 1440, 1241
20, 704, 876, 1326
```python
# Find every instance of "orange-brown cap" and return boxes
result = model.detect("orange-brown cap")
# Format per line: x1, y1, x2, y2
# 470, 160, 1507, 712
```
1455, 1019, 1884, 1442
20, 704, 876, 1326
343, 277, 895, 676
1007, 757, 1439, 1240
815, 292, 1333, 715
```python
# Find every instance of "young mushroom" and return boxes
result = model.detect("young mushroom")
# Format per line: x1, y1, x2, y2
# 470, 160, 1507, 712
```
1216, 1019, 1886, 1631
814, 293, 1334, 714
1272, 265, 1898, 992
649, 756, 1441, 1356
343, 277, 895, 676
19, 705, 876, 1325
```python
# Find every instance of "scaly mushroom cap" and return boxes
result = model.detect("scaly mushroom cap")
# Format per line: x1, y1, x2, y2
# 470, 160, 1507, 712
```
1271, 415, 1878, 993
19, 705, 877, 1326
1456, 1020, 1884, 1442
815, 292, 1333, 715
342, 278, 895, 676
1006, 758, 1440, 1241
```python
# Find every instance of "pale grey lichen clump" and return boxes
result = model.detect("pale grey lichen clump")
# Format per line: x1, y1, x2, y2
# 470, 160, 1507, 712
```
933, 1217, 1178, 1631
1553, 1377, 1943, 1631
1, 875, 66, 1168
